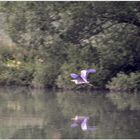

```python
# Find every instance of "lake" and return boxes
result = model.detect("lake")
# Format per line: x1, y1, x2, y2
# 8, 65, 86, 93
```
0, 87, 140, 139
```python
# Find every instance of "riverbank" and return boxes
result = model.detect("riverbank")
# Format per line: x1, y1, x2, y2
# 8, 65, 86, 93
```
0, 84, 135, 93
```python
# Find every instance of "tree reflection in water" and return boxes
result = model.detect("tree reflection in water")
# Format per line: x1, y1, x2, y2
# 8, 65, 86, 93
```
0, 88, 139, 138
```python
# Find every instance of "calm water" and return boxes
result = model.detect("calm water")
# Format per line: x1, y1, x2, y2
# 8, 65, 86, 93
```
0, 87, 140, 139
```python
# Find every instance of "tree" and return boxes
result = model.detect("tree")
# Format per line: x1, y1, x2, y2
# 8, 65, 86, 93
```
0, 1, 140, 89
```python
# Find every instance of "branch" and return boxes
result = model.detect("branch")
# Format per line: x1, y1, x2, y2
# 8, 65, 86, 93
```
117, 15, 140, 27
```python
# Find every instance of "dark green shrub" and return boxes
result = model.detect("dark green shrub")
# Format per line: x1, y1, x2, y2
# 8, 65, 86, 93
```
32, 62, 60, 88
107, 72, 140, 91
56, 63, 77, 89
0, 62, 34, 86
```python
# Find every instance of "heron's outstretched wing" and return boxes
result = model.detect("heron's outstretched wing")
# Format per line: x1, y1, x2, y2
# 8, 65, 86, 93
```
81, 117, 96, 131
71, 123, 78, 128
87, 69, 96, 74
81, 118, 89, 131
87, 126, 96, 131
81, 69, 96, 81
70, 73, 79, 79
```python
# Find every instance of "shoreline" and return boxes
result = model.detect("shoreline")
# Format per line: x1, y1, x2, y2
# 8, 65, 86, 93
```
0, 85, 139, 93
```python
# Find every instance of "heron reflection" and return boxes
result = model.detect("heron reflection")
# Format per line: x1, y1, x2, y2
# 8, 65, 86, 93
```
71, 116, 96, 131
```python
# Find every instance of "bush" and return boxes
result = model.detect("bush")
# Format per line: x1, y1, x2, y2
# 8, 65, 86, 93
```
56, 63, 77, 89
0, 43, 34, 86
0, 62, 34, 86
106, 72, 140, 92
32, 62, 60, 88
32, 63, 49, 88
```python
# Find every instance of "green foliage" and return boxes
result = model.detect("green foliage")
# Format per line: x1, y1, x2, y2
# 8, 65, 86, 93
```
56, 63, 77, 89
0, 42, 34, 86
0, 1, 140, 90
0, 62, 34, 86
107, 72, 140, 91
32, 62, 59, 88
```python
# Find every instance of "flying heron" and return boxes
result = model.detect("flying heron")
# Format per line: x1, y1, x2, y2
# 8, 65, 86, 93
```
70, 69, 96, 85
71, 115, 96, 131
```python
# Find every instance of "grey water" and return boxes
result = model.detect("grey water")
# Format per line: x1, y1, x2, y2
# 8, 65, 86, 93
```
0, 87, 140, 139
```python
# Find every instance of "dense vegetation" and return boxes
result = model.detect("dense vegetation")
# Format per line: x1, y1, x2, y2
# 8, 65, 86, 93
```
0, 1, 140, 91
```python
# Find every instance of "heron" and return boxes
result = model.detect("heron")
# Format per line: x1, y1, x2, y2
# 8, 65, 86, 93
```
70, 69, 96, 85
71, 115, 96, 131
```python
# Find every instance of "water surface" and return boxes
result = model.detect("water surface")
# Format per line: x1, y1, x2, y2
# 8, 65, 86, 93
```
0, 87, 140, 139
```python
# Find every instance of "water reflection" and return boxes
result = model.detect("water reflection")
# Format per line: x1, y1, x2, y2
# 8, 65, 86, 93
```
0, 88, 139, 138
71, 116, 96, 131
